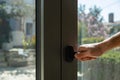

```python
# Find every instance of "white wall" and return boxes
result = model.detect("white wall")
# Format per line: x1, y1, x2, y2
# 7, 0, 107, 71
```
11, 31, 24, 46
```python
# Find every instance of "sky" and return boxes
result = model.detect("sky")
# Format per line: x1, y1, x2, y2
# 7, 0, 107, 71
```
78, 0, 120, 22
25, 0, 35, 4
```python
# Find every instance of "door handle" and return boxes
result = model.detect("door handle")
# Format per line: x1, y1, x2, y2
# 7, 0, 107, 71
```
64, 46, 77, 62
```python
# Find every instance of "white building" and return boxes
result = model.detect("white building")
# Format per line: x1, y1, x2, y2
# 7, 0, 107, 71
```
1, 0, 35, 50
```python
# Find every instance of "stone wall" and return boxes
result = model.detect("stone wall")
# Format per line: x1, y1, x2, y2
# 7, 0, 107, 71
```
0, 49, 35, 67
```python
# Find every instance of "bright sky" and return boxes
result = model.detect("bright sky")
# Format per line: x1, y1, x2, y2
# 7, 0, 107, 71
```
78, 0, 120, 22
25, 0, 34, 4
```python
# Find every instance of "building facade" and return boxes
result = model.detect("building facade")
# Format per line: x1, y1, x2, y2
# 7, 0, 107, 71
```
1, 0, 35, 50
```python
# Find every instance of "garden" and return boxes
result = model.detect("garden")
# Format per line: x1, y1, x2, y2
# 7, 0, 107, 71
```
78, 34, 120, 80
78, 4, 120, 80
0, 1, 36, 80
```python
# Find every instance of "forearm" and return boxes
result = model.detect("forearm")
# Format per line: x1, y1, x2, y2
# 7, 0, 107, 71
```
99, 32, 120, 53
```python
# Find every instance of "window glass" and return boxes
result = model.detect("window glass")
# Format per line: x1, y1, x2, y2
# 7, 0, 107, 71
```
0, 0, 36, 80
26, 23, 33, 35
77, 0, 120, 80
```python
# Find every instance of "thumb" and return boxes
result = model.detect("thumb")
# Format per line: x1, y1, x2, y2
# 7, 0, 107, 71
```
74, 52, 86, 60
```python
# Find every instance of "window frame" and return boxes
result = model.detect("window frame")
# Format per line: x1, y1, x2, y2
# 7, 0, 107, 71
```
61, 0, 77, 80
38, 0, 77, 80
36, 0, 42, 80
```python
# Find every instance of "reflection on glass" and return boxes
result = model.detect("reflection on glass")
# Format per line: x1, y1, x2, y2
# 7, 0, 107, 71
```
78, 0, 120, 80
0, 0, 35, 80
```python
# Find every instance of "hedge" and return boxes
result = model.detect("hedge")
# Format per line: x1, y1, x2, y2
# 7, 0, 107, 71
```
100, 50, 120, 63
80, 37, 104, 44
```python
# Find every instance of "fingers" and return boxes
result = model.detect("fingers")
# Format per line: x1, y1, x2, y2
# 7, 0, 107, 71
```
74, 52, 97, 61
76, 44, 98, 61
81, 57, 97, 61
75, 51, 90, 59
76, 56, 97, 61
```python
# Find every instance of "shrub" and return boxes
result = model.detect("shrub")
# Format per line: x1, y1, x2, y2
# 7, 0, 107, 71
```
81, 37, 104, 44
31, 35, 36, 48
100, 50, 120, 63
22, 35, 36, 49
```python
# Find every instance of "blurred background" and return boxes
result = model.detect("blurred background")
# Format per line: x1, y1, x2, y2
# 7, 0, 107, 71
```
77, 0, 120, 80
0, 0, 35, 80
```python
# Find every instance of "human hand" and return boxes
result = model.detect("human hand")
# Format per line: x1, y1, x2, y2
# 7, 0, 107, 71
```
75, 43, 103, 61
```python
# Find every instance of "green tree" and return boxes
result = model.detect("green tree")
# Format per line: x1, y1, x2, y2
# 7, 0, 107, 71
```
9, 0, 35, 49
89, 5, 103, 22
0, 0, 35, 48
9, 0, 35, 31
78, 5, 108, 38
0, 1, 12, 48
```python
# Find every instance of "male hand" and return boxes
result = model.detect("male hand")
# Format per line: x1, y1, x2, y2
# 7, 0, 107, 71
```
75, 43, 103, 61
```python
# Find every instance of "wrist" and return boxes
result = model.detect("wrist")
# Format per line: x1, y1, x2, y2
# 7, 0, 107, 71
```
98, 40, 110, 54
94, 42, 104, 56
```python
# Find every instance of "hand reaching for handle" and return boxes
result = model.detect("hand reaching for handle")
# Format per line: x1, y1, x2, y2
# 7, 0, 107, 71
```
75, 43, 103, 61
75, 32, 120, 61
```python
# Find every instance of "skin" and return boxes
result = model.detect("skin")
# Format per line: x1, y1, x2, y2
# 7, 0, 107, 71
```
75, 32, 120, 61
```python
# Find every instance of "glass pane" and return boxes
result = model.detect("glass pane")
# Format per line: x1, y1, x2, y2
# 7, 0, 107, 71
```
0, 0, 36, 80
77, 0, 120, 80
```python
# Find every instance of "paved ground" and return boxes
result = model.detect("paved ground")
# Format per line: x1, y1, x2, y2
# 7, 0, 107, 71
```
0, 66, 35, 80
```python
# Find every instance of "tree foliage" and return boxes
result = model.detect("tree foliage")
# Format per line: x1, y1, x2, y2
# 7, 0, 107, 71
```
78, 5, 108, 38
9, 0, 35, 18
0, 0, 35, 48
0, 1, 12, 48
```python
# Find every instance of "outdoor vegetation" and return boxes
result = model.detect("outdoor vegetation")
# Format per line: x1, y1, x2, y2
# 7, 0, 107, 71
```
0, 0, 35, 49
78, 4, 120, 63
0, 0, 35, 80
78, 4, 120, 80
0, 1, 12, 48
